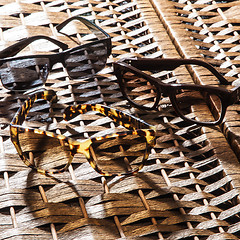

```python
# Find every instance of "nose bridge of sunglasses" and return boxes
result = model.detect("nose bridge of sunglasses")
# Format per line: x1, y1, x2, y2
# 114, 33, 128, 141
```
69, 138, 92, 159
38, 90, 58, 103
38, 63, 50, 79
145, 129, 156, 144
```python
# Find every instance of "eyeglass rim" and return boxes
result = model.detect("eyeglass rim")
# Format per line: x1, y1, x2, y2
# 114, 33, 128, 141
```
10, 90, 156, 176
114, 59, 238, 126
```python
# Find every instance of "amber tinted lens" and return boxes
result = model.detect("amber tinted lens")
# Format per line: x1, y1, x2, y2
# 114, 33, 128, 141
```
65, 41, 108, 79
175, 89, 222, 124
0, 58, 50, 91
18, 131, 71, 173
90, 134, 148, 175
121, 70, 158, 108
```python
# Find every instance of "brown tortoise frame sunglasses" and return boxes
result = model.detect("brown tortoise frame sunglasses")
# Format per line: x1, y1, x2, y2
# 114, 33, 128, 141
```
0, 16, 111, 92
114, 58, 240, 126
10, 90, 156, 176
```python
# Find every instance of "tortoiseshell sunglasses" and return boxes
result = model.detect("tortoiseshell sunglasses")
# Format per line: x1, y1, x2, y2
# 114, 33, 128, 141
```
114, 58, 240, 126
0, 16, 111, 92
10, 90, 156, 176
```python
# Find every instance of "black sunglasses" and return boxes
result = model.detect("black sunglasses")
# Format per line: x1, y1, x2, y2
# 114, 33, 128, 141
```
113, 58, 240, 126
0, 16, 111, 92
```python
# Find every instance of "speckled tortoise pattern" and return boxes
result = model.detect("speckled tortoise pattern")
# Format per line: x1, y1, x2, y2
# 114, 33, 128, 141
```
10, 90, 156, 176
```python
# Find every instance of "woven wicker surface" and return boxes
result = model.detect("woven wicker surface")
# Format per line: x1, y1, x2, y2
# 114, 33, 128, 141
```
0, 0, 240, 239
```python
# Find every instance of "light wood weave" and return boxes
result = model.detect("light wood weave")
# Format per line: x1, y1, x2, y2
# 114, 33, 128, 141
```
0, 0, 240, 239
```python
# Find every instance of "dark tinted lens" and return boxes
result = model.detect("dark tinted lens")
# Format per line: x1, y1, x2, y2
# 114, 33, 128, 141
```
122, 70, 158, 108
65, 41, 108, 79
18, 130, 71, 173
90, 134, 148, 175
175, 89, 222, 124
0, 58, 50, 91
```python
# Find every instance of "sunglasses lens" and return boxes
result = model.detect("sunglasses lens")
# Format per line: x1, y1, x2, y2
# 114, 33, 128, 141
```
175, 89, 222, 124
0, 58, 50, 91
90, 134, 149, 175
65, 41, 108, 79
121, 70, 158, 108
58, 17, 110, 79
18, 130, 72, 173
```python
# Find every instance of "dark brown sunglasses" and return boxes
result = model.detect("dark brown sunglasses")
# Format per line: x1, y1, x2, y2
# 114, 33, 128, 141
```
113, 58, 240, 126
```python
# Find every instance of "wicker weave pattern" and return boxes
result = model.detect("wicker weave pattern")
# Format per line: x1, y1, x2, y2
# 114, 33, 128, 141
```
150, 0, 240, 160
0, 0, 240, 239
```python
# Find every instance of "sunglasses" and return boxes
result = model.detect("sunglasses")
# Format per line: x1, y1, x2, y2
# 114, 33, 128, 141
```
10, 90, 156, 176
113, 58, 240, 126
0, 16, 111, 92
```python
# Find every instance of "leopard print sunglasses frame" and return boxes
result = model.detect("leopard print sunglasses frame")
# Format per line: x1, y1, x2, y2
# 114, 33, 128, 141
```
10, 90, 156, 176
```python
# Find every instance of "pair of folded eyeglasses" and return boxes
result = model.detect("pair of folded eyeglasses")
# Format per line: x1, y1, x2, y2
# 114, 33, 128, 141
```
114, 58, 239, 126
10, 90, 156, 176
0, 16, 111, 91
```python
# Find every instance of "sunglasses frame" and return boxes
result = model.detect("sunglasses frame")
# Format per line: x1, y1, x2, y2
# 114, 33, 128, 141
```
0, 16, 112, 91
10, 90, 156, 176
113, 58, 240, 126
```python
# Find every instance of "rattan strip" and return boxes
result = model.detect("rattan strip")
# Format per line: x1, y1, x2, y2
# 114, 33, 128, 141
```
0, 0, 239, 239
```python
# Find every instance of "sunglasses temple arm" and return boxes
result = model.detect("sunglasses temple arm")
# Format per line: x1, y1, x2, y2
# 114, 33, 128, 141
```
56, 16, 110, 39
0, 36, 68, 58
63, 104, 154, 130
56, 16, 95, 45
128, 58, 230, 85
56, 16, 83, 32
10, 90, 57, 126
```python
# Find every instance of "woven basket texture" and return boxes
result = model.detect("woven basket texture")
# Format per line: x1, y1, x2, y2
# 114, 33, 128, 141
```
0, 0, 240, 239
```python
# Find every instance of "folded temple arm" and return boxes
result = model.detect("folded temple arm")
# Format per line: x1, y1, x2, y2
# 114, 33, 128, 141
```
127, 57, 230, 85
63, 104, 154, 130
0, 35, 68, 58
